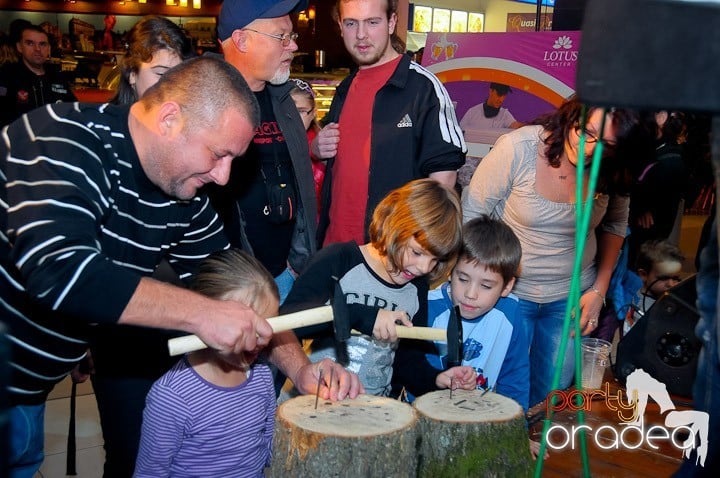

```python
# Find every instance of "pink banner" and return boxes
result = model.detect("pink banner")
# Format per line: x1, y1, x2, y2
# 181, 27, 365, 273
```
422, 31, 581, 124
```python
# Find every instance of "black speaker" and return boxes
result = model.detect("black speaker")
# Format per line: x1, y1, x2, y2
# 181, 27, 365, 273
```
615, 275, 702, 398
552, 0, 588, 31
576, 0, 720, 112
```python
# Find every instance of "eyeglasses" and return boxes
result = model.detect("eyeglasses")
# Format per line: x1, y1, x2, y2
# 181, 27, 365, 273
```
574, 125, 617, 149
242, 28, 299, 47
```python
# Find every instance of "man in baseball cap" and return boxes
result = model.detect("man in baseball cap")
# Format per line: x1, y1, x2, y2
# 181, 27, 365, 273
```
218, 0, 308, 41
212, 0, 363, 403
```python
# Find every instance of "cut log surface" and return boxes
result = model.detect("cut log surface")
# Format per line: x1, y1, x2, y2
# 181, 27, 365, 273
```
414, 389, 533, 478
270, 394, 418, 478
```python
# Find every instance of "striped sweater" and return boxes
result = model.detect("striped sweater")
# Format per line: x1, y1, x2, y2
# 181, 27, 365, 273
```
135, 358, 275, 477
1, 103, 229, 405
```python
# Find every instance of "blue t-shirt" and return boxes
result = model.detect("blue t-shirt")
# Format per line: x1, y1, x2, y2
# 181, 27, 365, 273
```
427, 282, 530, 411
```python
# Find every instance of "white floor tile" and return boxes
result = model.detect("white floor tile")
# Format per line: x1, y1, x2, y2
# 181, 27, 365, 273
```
38, 446, 104, 478
44, 395, 103, 455
41, 391, 104, 477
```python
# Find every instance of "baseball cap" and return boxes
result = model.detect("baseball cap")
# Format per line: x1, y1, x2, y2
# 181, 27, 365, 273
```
218, 0, 308, 41
490, 82, 512, 95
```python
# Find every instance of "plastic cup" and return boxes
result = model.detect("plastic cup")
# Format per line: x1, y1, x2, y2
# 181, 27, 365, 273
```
581, 337, 611, 390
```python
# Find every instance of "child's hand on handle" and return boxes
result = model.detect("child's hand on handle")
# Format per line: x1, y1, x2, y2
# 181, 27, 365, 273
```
373, 310, 413, 342
435, 366, 477, 390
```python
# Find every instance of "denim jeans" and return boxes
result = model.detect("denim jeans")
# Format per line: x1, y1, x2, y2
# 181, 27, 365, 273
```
8, 404, 45, 478
519, 298, 576, 407
274, 267, 295, 306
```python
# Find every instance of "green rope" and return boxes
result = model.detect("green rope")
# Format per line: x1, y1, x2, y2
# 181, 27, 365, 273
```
534, 107, 608, 478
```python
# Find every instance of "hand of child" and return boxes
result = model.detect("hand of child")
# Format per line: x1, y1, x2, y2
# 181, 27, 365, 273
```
529, 438, 549, 460
435, 366, 477, 390
311, 122, 340, 159
373, 310, 413, 342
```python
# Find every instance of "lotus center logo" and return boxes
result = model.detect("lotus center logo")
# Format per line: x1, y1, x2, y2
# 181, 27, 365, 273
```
544, 369, 708, 467
543, 35, 578, 66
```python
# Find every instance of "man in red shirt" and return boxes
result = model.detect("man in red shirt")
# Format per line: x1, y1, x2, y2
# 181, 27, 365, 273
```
312, 0, 466, 246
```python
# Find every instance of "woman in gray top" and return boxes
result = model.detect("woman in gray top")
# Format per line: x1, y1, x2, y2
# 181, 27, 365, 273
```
462, 97, 638, 406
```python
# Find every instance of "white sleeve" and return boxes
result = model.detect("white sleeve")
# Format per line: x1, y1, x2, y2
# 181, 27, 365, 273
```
461, 132, 519, 223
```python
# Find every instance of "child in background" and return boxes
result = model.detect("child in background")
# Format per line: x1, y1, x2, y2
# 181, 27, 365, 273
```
135, 250, 279, 477
289, 78, 324, 220
425, 215, 529, 411
623, 239, 685, 335
281, 179, 477, 398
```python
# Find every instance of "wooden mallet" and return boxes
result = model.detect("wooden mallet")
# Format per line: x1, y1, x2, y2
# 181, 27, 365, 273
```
166, 304, 449, 356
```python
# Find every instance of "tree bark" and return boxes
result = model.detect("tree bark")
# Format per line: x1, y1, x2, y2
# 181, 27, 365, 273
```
414, 389, 533, 478
270, 394, 418, 477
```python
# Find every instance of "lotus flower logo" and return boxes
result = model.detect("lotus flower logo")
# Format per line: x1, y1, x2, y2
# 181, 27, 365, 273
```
553, 35, 573, 49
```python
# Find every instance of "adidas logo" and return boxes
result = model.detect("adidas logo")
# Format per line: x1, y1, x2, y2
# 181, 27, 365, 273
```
397, 114, 413, 128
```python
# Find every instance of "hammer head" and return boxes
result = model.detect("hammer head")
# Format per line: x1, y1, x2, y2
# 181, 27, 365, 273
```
332, 278, 351, 366
445, 305, 464, 368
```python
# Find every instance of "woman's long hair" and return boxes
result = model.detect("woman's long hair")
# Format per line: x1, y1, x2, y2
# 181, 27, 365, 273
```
533, 97, 641, 195
112, 16, 193, 105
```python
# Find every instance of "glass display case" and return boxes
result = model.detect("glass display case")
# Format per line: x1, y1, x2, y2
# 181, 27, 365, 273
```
293, 71, 347, 121
310, 82, 339, 121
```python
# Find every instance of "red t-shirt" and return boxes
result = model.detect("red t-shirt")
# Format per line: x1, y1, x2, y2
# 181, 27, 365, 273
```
324, 55, 402, 246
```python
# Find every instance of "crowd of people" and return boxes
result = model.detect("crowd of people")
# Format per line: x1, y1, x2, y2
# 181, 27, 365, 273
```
1, 0, 717, 477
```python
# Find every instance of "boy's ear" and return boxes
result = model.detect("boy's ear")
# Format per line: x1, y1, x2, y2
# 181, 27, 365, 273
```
637, 268, 649, 281
500, 277, 516, 297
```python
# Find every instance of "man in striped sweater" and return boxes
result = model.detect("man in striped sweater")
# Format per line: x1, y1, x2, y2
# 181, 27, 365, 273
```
1, 56, 360, 477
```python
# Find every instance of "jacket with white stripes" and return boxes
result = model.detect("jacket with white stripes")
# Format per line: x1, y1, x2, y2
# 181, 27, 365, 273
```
0, 103, 229, 405
317, 53, 466, 245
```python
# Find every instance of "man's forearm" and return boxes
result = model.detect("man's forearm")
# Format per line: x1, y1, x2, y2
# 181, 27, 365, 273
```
267, 330, 310, 386
117, 276, 271, 357
118, 277, 209, 333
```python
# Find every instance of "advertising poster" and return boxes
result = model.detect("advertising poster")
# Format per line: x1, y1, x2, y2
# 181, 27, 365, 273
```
421, 31, 581, 165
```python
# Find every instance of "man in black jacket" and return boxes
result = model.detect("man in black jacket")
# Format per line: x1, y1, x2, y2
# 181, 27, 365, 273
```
213, 0, 318, 303
312, 0, 466, 247
0, 24, 76, 126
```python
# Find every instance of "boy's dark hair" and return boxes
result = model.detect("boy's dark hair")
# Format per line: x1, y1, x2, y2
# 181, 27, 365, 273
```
636, 240, 685, 273
460, 215, 521, 285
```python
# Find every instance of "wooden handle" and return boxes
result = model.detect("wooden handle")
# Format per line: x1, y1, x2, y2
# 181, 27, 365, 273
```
167, 305, 333, 356
351, 326, 447, 342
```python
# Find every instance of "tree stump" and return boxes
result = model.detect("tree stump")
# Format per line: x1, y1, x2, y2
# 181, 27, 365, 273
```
269, 394, 418, 478
414, 389, 533, 478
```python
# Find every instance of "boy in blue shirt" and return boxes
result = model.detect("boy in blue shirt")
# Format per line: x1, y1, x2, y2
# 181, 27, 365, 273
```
427, 215, 530, 412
